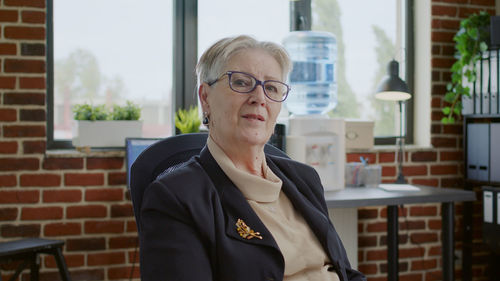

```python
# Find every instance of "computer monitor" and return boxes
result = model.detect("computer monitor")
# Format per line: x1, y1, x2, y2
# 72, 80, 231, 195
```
125, 138, 162, 189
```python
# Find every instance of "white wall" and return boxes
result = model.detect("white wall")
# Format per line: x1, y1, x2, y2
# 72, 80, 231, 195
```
414, 0, 431, 147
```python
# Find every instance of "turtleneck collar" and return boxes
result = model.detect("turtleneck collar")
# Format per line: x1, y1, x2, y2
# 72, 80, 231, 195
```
207, 136, 282, 203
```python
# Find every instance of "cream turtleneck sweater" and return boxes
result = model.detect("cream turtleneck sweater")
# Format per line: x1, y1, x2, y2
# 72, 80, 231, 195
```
207, 137, 340, 281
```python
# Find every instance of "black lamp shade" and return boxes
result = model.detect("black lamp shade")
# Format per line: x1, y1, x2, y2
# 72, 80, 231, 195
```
375, 60, 411, 101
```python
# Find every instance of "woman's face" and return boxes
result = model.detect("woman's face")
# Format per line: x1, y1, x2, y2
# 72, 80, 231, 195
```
199, 48, 283, 150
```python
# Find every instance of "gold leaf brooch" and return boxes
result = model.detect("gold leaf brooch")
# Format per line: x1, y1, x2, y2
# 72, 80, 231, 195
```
236, 218, 262, 240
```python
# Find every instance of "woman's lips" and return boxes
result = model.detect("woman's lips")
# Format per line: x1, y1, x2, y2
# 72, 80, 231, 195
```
242, 114, 265, 121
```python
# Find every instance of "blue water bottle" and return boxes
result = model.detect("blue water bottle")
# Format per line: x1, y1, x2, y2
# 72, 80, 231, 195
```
283, 31, 338, 115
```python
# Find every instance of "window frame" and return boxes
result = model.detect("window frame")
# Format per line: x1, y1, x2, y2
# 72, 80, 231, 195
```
47, 0, 413, 149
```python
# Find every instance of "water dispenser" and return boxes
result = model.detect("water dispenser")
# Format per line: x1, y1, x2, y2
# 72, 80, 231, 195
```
283, 31, 345, 191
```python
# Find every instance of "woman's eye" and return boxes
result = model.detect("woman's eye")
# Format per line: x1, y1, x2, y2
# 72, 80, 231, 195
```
265, 85, 278, 93
233, 79, 250, 87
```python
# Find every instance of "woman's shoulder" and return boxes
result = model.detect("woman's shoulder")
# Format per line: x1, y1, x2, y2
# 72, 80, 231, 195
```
156, 157, 204, 181
145, 156, 215, 200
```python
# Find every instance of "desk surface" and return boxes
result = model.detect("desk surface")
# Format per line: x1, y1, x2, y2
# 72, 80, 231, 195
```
325, 185, 476, 208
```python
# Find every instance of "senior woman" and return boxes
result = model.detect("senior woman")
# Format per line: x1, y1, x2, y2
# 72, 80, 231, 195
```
139, 35, 365, 281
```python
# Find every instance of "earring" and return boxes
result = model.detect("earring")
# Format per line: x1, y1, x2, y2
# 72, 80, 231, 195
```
202, 112, 209, 125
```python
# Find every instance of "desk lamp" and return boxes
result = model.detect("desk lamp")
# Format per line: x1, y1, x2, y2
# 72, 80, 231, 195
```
375, 60, 411, 184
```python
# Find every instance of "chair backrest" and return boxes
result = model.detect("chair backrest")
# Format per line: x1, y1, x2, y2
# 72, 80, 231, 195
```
129, 132, 288, 233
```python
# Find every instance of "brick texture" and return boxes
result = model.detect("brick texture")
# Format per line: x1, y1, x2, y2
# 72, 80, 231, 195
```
0, 208, 18, 221
3, 125, 45, 137
44, 222, 81, 236
0, 141, 18, 154
1, 224, 40, 237
4, 93, 45, 105
0, 175, 17, 187
65, 173, 104, 186
43, 189, 82, 203
4, 0, 46, 8
42, 158, 84, 170
0, 190, 39, 204
21, 206, 63, 220
23, 140, 46, 154
0, 43, 16, 55
66, 205, 107, 219
0, 77, 16, 89
4, 59, 45, 73
19, 77, 45, 88
21, 10, 45, 23
4, 26, 45, 40
20, 173, 61, 187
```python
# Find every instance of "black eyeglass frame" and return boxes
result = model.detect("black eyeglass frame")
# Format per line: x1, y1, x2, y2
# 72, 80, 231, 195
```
207, 71, 291, 102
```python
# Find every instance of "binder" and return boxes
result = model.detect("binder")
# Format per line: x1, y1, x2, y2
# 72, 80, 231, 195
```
491, 123, 500, 183
481, 53, 490, 114
462, 94, 474, 115
485, 191, 493, 223
498, 193, 500, 225
462, 65, 474, 115
467, 123, 489, 181
474, 59, 482, 114
491, 51, 498, 114
482, 186, 500, 254
477, 124, 490, 181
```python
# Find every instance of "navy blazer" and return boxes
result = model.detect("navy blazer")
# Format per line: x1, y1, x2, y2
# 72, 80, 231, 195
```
140, 146, 365, 281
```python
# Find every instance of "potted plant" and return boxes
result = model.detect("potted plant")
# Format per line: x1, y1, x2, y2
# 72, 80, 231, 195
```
175, 106, 201, 134
72, 101, 143, 148
442, 11, 491, 124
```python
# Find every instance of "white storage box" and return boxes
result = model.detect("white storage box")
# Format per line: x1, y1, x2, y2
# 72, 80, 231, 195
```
345, 120, 374, 149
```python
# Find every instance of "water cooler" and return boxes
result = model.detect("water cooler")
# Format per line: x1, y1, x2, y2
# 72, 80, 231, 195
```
283, 31, 345, 191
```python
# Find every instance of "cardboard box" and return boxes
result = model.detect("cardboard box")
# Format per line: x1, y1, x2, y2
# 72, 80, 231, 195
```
345, 120, 374, 149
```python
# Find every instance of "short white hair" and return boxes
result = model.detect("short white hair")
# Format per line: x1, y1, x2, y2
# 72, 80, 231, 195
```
196, 35, 292, 89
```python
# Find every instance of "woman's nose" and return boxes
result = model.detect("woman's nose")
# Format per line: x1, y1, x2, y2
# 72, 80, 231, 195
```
248, 84, 267, 106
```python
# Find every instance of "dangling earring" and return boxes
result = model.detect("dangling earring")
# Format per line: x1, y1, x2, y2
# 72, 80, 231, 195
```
202, 112, 209, 126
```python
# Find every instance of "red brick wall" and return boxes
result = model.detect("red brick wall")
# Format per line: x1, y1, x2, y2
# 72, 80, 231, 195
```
0, 1, 139, 280
0, 0, 496, 280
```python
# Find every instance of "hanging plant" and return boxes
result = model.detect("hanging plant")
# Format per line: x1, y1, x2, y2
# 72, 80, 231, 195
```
442, 11, 490, 124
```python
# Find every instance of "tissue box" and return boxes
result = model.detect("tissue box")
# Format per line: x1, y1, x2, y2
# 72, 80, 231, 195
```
345, 163, 381, 187
345, 120, 374, 149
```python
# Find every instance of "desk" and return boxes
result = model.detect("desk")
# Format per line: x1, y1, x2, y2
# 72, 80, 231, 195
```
324, 185, 476, 281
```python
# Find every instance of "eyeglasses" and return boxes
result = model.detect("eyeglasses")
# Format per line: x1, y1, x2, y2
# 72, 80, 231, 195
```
208, 71, 290, 102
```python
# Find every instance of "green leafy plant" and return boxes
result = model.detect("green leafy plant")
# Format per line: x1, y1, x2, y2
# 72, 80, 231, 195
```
442, 11, 490, 124
72, 100, 141, 121
110, 101, 141, 120
175, 106, 201, 134
72, 104, 108, 121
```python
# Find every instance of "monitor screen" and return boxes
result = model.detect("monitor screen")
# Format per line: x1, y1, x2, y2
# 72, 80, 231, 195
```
125, 138, 161, 189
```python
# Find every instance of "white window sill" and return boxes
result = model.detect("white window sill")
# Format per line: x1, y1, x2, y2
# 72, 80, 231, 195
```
45, 148, 125, 158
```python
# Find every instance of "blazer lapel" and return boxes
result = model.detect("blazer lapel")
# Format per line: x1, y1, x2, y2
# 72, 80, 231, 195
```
266, 157, 335, 262
198, 147, 281, 251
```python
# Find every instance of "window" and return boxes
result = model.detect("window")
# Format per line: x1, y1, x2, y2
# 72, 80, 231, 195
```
196, 0, 413, 144
48, 0, 413, 148
197, 0, 290, 58
47, 0, 173, 149
308, 0, 413, 143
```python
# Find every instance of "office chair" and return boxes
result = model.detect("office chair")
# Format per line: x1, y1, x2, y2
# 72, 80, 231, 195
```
129, 132, 288, 234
